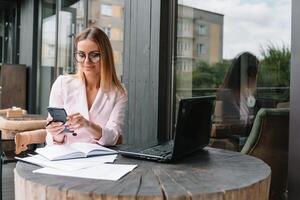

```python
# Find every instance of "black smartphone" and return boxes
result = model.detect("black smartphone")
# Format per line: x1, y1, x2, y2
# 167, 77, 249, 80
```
47, 107, 67, 123
47, 107, 76, 135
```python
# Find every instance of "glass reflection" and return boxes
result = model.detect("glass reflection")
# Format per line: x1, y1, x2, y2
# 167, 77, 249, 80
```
88, 0, 125, 79
39, 0, 57, 115
176, 0, 291, 150
58, 0, 85, 74
176, 4, 224, 98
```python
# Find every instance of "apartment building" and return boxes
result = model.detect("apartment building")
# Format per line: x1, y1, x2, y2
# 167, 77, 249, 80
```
177, 5, 223, 72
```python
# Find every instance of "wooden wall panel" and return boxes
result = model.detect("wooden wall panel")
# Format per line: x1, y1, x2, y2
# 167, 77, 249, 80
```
0, 64, 27, 109
123, 0, 160, 145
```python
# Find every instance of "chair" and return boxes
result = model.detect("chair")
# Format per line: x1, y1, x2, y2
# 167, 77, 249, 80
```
241, 108, 289, 200
15, 129, 47, 154
0, 115, 47, 200
276, 101, 289, 108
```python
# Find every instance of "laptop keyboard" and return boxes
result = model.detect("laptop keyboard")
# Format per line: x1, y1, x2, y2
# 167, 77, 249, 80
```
139, 140, 174, 156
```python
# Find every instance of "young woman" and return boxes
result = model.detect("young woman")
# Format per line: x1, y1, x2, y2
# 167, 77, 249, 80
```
46, 27, 127, 146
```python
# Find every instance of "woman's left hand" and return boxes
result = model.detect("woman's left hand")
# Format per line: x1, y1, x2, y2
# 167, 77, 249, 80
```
66, 113, 89, 131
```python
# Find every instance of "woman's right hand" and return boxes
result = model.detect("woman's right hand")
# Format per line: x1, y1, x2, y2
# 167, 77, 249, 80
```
46, 118, 66, 143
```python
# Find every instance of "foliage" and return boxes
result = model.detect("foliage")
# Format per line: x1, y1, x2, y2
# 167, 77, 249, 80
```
176, 44, 290, 100
257, 44, 291, 87
192, 60, 230, 89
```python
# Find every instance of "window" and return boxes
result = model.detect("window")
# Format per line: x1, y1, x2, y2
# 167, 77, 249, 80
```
178, 20, 183, 32
101, 4, 112, 16
176, 0, 291, 152
57, 0, 86, 74
198, 24, 206, 35
184, 21, 188, 31
177, 41, 183, 53
103, 27, 111, 39
197, 43, 205, 56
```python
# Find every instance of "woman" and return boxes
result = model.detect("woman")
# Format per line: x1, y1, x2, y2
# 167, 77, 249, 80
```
215, 52, 258, 136
46, 27, 127, 146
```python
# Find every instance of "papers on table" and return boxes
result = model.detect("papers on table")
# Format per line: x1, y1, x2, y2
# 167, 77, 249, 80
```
33, 164, 137, 181
35, 142, 117, 161
15, 154, 117, 171
16, 154, 138, 181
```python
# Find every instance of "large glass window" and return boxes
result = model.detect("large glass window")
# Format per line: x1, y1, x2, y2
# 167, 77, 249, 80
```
176, 0, 291, 150
38, 0, 125, 114
88, 0, 125, 79
58, 0, 85, 74
39, 0, 85, 115
0, 6, 17, 64
39, 0, 57, 115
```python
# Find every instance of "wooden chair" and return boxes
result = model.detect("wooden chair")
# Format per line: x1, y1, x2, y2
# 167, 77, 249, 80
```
0, 116, 47, 200
14, 129, 47, 155
241, 108, 289, 200
276, 101, 289, 108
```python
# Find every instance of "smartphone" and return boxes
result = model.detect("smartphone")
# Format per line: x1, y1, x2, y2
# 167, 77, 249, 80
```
47, 107, 67, 123
47, 107, 76, 135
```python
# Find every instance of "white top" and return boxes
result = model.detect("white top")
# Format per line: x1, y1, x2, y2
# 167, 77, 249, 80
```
46, 75, 127, 146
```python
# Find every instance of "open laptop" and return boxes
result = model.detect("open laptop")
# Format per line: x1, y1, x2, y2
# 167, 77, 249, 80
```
119, 96, 215, 162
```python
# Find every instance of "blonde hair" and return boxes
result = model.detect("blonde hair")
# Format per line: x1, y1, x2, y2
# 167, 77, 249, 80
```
74, 27, 125, 94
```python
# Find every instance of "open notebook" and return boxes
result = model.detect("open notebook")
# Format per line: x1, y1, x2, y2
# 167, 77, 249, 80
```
35, 142, 117, 161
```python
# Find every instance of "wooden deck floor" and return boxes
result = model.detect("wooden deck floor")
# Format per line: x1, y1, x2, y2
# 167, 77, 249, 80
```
2, 162, 16, 200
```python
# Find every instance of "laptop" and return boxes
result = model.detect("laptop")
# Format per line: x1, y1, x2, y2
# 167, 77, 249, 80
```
118, 96, 215, 162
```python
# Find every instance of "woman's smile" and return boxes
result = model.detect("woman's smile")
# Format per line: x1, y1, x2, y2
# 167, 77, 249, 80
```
84, 65, 96, 70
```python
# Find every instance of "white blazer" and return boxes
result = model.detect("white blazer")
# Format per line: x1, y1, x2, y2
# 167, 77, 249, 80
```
46, 75, 128, 146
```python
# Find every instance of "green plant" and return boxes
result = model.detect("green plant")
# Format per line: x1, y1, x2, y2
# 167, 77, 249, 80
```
192, 60, 230, 89
258, 44, 291, 87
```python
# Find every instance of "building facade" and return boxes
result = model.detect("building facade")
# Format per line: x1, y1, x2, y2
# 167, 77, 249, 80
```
176, 5, 223, 73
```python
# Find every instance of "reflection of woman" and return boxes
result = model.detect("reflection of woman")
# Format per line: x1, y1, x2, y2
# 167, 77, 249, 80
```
46, 27, 127, 146
216, 52, 258, 125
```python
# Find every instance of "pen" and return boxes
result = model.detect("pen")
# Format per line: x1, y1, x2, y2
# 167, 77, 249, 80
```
45, 120, 53, 127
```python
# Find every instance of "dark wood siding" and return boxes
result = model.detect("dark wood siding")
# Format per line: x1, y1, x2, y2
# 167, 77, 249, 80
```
0, 64, 27, 109
123, 0, 160, 145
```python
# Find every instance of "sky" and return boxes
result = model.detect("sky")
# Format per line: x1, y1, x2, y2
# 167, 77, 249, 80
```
179, 0, 291, 59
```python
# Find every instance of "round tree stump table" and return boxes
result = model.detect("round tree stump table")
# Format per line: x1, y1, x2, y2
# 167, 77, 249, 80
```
14, 147, 271, 200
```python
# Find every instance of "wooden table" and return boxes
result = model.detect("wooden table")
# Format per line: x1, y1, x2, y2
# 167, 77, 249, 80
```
14, 147, 271, 200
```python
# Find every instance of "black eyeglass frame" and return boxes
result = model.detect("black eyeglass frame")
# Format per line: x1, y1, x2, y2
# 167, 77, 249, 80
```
74, 51, 101, 63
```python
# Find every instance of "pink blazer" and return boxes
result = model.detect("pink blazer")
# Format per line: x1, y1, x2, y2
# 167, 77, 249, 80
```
46, 75, 127, 146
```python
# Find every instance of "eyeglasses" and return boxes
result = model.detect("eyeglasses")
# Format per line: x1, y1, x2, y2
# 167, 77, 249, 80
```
74, 51, 101, 63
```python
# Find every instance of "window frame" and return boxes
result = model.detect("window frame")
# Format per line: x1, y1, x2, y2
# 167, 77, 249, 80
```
157, 0, 177, 141
198, 23, 206, 35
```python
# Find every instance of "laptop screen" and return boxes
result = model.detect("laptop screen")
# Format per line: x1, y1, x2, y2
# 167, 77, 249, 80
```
172, 96, 215, 160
